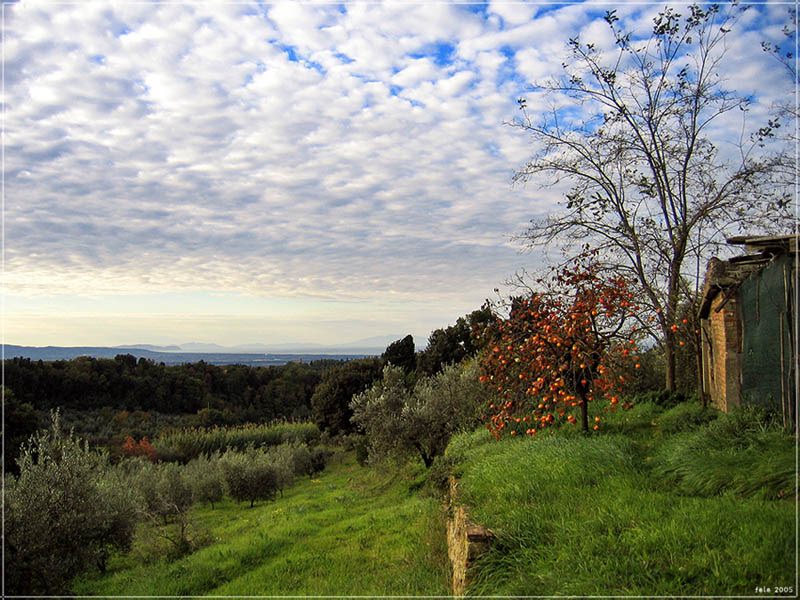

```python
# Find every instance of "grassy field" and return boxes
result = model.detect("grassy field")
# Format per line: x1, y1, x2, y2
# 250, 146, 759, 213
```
72, 452, 450, 596
72, 401, 795, 597
448, 402, 796, 596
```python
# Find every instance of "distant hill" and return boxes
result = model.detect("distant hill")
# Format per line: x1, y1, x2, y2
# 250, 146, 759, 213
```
113, 343, 182, 352
2, 345, 374, 366
2, 334, 422, 366
172, 335, 408, 355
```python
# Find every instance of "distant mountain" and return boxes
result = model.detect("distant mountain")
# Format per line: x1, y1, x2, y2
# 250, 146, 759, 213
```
4, 345, 176, 362
170, 335, 410, 354
178, 342, 231, 352
114, 343, 182, 352
3, 344, 372, 366
229, 342, 327, 353
3, 334, 416, 365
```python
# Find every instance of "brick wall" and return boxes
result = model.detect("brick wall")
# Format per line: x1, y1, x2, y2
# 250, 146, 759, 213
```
703, 294, 742, 412
446, 477, 494, 596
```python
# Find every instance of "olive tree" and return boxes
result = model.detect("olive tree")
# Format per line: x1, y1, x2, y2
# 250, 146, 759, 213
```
4, 413, 138, 595
136, 461, 195, 555
219, 446, 279, 508
351, 360, 488, 468
185, 452, 225, 509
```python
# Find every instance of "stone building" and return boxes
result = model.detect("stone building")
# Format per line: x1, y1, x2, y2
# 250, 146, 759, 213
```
698, 235, 797, 427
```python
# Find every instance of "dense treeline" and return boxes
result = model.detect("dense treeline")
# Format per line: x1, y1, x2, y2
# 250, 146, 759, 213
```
2, 306, 495, 475
4, 354, 338, 421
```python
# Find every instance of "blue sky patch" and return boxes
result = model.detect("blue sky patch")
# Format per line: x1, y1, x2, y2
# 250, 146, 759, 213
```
335, 52, 354, 64
410, 41, 456, 67
273, 43, 325, 74
276, 42, 300, 62
461, 2, 489, 17
496, 46, 527, 89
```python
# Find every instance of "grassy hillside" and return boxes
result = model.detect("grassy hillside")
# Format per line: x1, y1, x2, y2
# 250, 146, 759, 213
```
447, 402, 796, 596
72, 453, 450, 596
72, 401, 795, 597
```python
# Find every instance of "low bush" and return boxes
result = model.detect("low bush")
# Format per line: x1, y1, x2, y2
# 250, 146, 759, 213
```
136, 461, 196, 556
351, 360, 488, 468
265, 443, 297, 496
630, 389, 688, 408
423, 453, 461, 497
219, 447, 279, 508
185, 453, 226, 508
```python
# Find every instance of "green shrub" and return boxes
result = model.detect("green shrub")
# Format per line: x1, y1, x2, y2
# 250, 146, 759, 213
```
4, 413, 139, 595
136, 461, 196, 556
137, 462, 193, 524
219, 447, 279, 508
630, 389, 687, 408
185, 453, 225, 508
308, 445, 328, 474
153, 422, 321, 463
351, 360, 488, 468
265, 443, 297, 496
594, 401, 665, 436
424, 454, 461, 497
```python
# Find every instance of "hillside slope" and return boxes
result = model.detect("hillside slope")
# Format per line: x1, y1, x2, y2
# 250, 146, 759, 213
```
72, 454, 450, 596
447, 403, 796, 596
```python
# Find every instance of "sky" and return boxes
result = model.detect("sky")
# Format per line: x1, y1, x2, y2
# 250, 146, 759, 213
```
3, 0, 794, 348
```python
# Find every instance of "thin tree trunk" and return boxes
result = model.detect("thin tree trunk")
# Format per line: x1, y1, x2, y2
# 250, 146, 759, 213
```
580, 394, 589, 433
664, 337, 676, 392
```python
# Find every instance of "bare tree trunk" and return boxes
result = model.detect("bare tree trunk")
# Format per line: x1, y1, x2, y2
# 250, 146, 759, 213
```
580, 394, 589, 433
664, 342, 676, 392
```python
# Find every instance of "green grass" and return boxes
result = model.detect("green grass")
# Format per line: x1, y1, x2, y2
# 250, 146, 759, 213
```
72, 402, 796, 596
450, 405, 796, 596
71, 453, 449, 596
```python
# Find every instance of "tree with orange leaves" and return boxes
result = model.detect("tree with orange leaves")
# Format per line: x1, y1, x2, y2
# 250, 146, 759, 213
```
121, 435, 157, 462
479, 256, 643, 436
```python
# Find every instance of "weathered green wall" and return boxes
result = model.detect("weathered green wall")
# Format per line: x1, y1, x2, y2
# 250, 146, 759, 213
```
738, 254, 795, 425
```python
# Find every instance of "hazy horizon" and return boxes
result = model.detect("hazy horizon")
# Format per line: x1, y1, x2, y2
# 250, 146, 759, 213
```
4, 333, 419, 352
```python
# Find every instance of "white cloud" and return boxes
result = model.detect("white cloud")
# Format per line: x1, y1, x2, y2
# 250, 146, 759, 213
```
4, 0, 792, 345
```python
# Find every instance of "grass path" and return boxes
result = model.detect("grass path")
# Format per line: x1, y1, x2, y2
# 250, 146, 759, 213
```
72, 453, 450, 596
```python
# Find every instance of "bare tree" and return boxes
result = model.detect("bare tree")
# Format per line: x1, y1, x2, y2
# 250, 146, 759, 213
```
511, 3, 793, 390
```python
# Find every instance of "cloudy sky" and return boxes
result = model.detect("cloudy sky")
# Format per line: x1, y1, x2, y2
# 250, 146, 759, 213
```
3, 0, 793, 348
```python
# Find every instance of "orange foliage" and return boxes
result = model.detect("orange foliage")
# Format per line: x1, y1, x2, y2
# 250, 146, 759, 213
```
121, 435, 157, 462
479, 255, 644, 436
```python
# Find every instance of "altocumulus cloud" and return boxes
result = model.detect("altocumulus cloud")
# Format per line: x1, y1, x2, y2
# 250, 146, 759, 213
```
4, 1, 792, 320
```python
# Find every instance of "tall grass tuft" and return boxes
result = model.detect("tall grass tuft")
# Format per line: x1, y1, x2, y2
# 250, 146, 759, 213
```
651, 407, 795, 500
655, 401, 719, 434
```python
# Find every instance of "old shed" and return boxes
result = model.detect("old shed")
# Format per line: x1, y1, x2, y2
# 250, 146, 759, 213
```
698, 235, 797, 427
